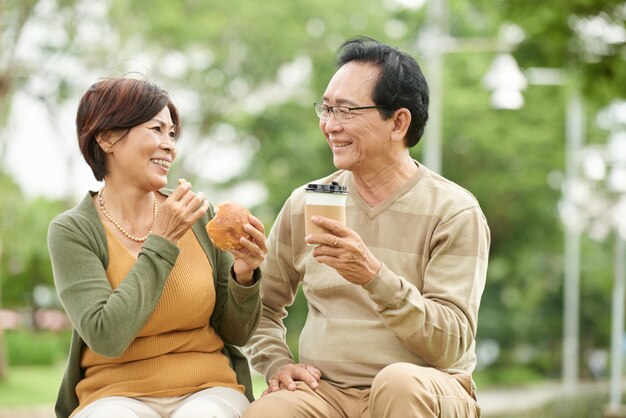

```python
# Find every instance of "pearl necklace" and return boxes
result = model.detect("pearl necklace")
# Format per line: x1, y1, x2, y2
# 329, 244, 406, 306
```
97, 189, 158, 242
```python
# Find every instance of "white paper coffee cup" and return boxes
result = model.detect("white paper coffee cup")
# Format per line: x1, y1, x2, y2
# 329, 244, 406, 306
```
304, 181, 348, 235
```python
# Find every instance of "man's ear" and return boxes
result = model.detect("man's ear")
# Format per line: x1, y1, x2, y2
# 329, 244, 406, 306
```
390, 108, 411, 143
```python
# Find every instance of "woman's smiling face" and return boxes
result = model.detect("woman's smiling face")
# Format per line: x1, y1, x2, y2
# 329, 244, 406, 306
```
107, 106, 177, 191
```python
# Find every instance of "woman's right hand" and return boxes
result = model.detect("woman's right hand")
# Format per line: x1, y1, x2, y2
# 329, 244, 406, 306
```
152, 180, 209, 243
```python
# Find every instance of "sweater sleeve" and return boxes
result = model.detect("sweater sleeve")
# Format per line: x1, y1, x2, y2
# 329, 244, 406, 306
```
362, 206, 490, 369
202, 206, 262, 348
243, 199, 300, 380
48, 215, 179, 358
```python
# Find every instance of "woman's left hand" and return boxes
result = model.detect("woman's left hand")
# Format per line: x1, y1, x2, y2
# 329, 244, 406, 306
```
230, 214, 267, 286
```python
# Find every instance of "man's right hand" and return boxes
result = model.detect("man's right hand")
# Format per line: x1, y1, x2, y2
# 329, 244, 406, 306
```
263, 363, 322, 396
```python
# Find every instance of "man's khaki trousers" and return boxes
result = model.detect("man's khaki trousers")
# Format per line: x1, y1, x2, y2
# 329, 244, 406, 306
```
243, 363, 480, 418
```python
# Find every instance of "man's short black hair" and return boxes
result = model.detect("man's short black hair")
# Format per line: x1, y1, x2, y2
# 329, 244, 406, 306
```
336, 36, 429, 148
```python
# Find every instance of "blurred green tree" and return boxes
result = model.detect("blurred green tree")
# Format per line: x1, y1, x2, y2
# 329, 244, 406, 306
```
0, 0, 84, 379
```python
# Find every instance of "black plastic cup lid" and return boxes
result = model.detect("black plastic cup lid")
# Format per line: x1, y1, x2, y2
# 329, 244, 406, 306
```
305, 181, 348, 194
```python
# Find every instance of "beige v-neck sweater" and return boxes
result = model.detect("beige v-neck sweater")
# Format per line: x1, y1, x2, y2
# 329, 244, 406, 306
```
245, 163, 490, 394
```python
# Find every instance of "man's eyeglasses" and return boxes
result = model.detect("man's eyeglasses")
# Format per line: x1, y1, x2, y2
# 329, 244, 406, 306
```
314, 102, 385, 123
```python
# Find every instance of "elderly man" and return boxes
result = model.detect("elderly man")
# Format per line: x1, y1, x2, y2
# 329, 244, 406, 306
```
244, 36, 490, 418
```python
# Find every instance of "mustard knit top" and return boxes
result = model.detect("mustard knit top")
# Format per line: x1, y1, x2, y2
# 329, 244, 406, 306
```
74, 227, 243, 413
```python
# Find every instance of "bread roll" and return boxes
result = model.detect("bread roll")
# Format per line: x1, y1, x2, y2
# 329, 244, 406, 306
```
206, 202, 251, 251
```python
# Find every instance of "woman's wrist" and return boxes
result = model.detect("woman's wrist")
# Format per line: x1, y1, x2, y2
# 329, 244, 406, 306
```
234, 270, 254, 286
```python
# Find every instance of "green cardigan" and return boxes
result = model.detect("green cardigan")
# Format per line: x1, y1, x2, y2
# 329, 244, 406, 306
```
48, 191, 262, 418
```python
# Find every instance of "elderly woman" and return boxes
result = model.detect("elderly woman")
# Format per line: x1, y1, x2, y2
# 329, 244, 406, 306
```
48, 77, 267, 418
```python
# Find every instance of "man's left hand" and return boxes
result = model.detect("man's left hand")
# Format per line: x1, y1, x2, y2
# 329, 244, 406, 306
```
305, 216, 381, 286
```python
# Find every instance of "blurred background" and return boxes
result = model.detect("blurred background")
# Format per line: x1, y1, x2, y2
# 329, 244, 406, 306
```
1, 0, 625, 417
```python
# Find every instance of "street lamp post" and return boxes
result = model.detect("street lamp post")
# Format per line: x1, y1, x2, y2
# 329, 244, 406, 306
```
418, 0, 447, 174
562, 91, 585, 391
416, 0, 523, 173
485, 64, 586, 390
604, 132, 626, 415
609, 233, 626, 415
565, 128, 626, 416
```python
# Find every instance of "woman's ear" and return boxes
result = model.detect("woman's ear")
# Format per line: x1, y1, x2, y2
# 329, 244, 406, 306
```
96, 131, 120, 153
96, 132, 112, 153
390, 108, 411, 143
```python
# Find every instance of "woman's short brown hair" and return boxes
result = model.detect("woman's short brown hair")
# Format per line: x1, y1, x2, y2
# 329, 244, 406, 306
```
76, 77, 181, 181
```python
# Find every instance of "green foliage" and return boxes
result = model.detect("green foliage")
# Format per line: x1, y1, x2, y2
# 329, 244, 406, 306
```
483, 0, 626, 107
284, 288, 309, 362
484, 389, 615, 418
5, 329, 70, 366
475, 365, 547, 388
0, 172, 67, 307
102, 0, 429, 224
0, 364, 64, 406
237, 103, 337, 222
